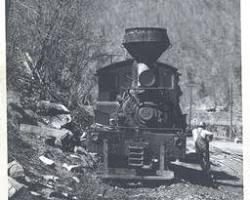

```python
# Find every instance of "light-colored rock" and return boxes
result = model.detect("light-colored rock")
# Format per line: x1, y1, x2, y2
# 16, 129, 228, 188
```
72, 176, 80, 183
39, 155, 55, 166
8, 177, 25, 198
8, 160, 25, 179
37, 101, 70, 114
62, 163, 81, 172
30, 191, 42, 196
40, 114, 72, 129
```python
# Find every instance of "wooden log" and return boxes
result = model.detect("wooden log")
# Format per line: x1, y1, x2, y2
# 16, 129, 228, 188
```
20, 124, 73, 144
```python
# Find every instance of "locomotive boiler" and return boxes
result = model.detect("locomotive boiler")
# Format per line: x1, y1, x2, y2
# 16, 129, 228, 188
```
88, 27, 187, 181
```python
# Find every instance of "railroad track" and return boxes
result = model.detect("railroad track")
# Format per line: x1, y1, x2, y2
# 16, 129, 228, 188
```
209, 145, 243, 178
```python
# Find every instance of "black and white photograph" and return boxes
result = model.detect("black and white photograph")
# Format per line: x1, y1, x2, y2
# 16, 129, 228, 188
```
3, 0, 246, 199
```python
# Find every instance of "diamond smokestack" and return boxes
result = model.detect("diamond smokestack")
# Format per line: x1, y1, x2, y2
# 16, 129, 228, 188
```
123, 27, 170, 63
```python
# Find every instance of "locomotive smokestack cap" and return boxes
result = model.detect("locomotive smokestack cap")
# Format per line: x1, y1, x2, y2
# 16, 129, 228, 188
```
123, 27, 170, 63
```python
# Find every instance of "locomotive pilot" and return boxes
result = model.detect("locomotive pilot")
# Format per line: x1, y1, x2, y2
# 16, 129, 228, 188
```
192, 122, 213, 173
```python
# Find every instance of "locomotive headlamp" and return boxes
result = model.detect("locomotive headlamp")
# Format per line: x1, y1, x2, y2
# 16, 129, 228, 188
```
137, 63, 155, 87
139, 70, 156, 87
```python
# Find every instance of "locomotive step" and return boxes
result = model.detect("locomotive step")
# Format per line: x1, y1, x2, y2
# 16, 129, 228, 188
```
129, 152, 144, 155
128, 157, 144, 161
128, 145, 145, 150
128, 163, 144, 167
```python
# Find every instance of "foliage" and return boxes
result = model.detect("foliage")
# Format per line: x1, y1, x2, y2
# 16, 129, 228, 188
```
7, 0, 106, 110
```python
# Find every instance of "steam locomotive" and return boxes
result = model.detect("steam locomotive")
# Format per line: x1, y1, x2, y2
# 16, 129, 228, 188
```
88, 28, 188, 181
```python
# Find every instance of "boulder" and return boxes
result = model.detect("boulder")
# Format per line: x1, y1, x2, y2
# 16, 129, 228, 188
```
37, 101, 70, 115
8, 160, 25, 179
8, 177, 25, 198
39, 114, 72, 129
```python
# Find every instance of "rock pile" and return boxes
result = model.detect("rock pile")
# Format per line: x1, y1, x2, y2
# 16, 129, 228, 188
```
7, 97, 99, 199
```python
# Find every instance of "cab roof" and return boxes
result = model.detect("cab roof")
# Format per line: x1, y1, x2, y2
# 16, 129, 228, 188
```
96, 59, 179, 75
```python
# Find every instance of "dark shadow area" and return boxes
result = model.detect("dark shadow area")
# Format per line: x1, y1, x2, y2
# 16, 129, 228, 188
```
101, 166, 242, 189
171, 165, 208, 185
212, 171, 239, 181
180, 152, 200, 164
172, 164, 240, 187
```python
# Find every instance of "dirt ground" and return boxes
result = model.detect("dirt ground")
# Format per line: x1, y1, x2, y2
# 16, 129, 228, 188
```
101, 138, 243, 200
8, 124, 243, 200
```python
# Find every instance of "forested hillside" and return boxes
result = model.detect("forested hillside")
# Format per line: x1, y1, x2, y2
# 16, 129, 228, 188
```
7, 0, 241, 128
93, 0, 241, 127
